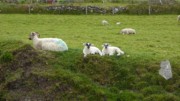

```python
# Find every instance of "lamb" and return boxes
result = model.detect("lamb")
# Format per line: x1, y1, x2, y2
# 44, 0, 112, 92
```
83, 42, 102, 57
102, 43, 124, 56
29, 32, 68, 51
177, 15, 180, 22
102, 20, 109, 25
120, 28, 136, 35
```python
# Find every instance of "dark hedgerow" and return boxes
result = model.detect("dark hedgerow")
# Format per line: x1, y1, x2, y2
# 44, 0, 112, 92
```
126, 4, 149, 15
1, 3, 180, 15
126, 4, 180, 15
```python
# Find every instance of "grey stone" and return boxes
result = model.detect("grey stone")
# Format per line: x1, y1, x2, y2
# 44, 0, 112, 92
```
159, 60, 172, 80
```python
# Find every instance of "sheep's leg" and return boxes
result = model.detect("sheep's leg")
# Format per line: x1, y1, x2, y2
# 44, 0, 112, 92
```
98, 50, 102, 56
117, 53, 121, 56
102, 52, 105, 56
109, 53, 114, 56
117, 50, 124, 56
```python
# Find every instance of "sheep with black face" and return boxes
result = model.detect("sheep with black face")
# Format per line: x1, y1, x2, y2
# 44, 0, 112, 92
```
83, 42, 102, 57
102, 43, 124, 56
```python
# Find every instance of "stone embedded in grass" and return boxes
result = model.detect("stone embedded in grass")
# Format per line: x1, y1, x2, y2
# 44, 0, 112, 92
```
159, 60, 172, 80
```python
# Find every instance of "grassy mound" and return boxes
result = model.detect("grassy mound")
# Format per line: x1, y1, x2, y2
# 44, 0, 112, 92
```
0, 40, 179, 101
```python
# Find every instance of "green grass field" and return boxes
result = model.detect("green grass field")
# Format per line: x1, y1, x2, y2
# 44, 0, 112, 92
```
0, 14, 180, 100
0, 14, 180, 60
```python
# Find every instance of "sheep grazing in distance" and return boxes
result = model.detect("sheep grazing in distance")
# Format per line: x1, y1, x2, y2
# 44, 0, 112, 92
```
29, 32, 68, 51
83, 42, 102, 57
102, 20, 109, 25
116, 22, 121, 25
177, 15, 180, 22
102, 43, 124, 56
120, 28, 136, 35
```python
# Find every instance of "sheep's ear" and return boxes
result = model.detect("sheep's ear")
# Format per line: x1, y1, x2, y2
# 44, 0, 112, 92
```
32, 32, 39, 37
31, 32, 35, 36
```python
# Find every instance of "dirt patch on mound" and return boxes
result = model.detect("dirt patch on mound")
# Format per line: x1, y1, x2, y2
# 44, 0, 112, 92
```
0, 44, 50, 100
11, 44, 48, 76
0, 44, 78, 101
1, 44, 48, 78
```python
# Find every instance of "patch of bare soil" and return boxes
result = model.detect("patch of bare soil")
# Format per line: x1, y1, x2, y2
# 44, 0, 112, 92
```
0, 45, 53, 100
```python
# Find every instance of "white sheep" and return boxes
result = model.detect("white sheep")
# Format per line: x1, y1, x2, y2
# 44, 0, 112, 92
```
177, 15, 180, 22
102, 43, 124, 56
29, 32, 68, 51
120, 28, 136, 35
102, 20, 109, 25
116, 22, 121, 25
83, 42, 102, 57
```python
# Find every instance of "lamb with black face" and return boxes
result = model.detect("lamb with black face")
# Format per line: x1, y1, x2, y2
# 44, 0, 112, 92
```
102, 43, 124, 56
103, 43, 109, 49
83, 42, 102, 57
85, 43, 91, 49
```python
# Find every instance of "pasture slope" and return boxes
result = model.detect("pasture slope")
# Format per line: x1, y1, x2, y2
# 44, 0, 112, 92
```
0, 14, 180, 101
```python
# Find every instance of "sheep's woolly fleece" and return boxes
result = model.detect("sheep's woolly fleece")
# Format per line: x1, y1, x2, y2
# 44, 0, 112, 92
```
120, 28, 136, 35
102, 43, 124, 56
177, 15, 180, 22
29, 32, 68, 51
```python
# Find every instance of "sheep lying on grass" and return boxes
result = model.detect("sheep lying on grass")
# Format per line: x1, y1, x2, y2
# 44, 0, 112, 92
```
83, 42, 102, 57
102, 43, 124, 56
177, 15, 180, 22
120, 28, 136, 35
29, 32, 68, 51
102, 20, 109, 25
